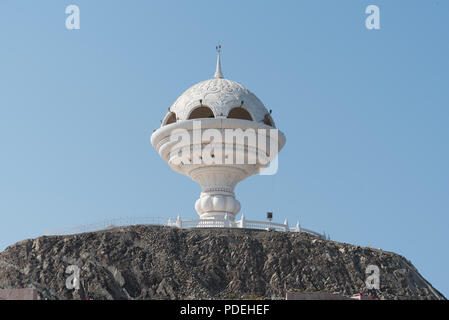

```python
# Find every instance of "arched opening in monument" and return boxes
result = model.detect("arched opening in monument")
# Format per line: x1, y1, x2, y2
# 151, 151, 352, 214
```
188, 106, 215, 119
227, 107, 253, 121
263, 113, 274, 127
163, 111, 177, 125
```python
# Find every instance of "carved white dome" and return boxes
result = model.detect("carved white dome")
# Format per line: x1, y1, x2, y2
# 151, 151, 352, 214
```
169, 78, 271, 122
162, 49, 275, 128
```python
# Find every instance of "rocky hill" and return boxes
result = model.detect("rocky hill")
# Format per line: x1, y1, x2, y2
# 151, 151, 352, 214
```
0, 225, 445, 300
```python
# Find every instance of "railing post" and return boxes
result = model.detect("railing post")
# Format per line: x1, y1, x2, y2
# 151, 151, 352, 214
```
295, 221, 301, 233
176, 215, 182, 228
239, 214, 246, 228
284, 218, 289, 232
224, 213, 230, 228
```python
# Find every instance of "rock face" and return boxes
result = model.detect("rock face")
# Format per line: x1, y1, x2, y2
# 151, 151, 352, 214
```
0, 226, 445, 300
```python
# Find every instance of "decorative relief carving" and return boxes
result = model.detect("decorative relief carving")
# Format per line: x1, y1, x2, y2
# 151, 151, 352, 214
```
169, 78, 270, 125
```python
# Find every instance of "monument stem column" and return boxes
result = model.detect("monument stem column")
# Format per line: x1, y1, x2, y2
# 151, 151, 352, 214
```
191, 167, 242, 220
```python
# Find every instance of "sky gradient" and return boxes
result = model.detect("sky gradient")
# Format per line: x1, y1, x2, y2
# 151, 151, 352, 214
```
0, 1, 448, 297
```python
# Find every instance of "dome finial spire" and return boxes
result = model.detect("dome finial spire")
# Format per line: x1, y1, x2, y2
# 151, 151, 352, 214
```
214, 45, 224, 79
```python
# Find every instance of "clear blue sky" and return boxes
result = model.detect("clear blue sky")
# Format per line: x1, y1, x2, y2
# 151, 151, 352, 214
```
0, 1, 448, 297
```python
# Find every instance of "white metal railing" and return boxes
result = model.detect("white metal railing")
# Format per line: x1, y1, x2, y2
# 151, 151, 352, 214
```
45, 215, 328, 240
168, 214, 328, 239
44, 217, 167, 236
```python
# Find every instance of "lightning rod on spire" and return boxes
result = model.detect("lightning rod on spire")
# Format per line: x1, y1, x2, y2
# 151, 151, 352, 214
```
214, 44, 224, 79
